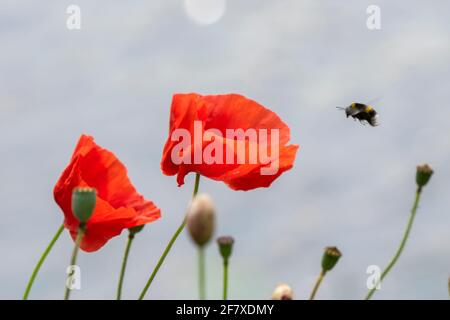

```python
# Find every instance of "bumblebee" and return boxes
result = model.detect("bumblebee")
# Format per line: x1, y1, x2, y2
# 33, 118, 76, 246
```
337, 103, 379, 126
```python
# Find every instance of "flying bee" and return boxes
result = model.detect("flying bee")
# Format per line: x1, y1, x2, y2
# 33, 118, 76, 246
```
337, 103, 379, 126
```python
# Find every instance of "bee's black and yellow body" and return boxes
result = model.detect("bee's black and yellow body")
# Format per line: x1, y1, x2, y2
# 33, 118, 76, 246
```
340, 103, 379, 126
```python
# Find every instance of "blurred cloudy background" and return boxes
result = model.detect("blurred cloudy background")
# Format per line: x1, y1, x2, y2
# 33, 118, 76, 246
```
0, 0, 449, 300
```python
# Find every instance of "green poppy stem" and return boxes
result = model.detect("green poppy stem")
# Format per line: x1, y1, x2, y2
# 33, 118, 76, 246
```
198, 246, 206, 300
309, 269, 326, 300
64, 224, 85, 300
23, 224, 64, 300
116, 231, 135, 300
365, 188, 422, 300
223, 259, 229, 300
138, 173, 201, 300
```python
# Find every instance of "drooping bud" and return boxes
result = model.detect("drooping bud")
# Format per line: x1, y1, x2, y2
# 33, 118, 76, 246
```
129, 225, 145, 236
321, 246, 342, 272
72, 187, 97, 223
272, 283, 293, 300
217, 236, 234, 261
416, 164, 433, 189
187, 193, 216, 247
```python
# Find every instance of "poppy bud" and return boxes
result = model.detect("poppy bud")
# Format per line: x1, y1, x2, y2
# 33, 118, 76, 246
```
71, 187, 97, 223
187, 193, 216, 247
321, 246, 342, 272
272, 283, 293, 300
217, 236, 234, 261
129, 225, 144, 236
416, 164, 433, 189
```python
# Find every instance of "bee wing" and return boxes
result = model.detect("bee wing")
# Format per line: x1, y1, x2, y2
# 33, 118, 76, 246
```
346, 107, 362, 116
366, 97, 382, 105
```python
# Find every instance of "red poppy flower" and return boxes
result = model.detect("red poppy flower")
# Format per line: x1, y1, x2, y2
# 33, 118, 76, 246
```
161, 93, 299, 191
54, 135, 161, 252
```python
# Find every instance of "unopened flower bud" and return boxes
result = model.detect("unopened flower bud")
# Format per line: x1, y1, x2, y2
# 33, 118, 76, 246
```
129, 225, 144, 236
321, 246, 342, 272
72, 187, 97, 223
217, 236, 234, 261
272, 283, 293, 300
187, 193, 216, 247
416, 164, 433, 189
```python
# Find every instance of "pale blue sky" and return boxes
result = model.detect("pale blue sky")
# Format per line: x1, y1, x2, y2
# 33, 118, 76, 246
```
0, 1, 449, 299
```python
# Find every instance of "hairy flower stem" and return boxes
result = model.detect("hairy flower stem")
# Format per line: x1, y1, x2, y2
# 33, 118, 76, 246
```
365, 187, 422, 300
198, 246, 206, 300
116, 231, 135, 300
223, 259, 229, 300
23, 224, 64, 300
64, 224, 85, 300
138, 173, 201, 300
309, 270, 326, 300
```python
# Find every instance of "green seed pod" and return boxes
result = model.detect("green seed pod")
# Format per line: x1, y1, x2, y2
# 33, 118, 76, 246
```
416, 164, 433, 189
72, 187, 97, 223
321, 246, 342, 272
217, 236, 234, 261
187, 193, 216, 247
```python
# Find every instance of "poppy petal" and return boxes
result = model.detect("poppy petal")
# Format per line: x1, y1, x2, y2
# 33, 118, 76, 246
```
54, 135, 161, 252
161, 93, 299, 191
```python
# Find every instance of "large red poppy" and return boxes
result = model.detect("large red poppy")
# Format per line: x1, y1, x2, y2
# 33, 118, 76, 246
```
161, 93, 299, 191
54, 135, 161, 252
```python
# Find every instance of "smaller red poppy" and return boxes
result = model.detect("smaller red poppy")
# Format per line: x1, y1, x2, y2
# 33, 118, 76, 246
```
54, 135, 161, 252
